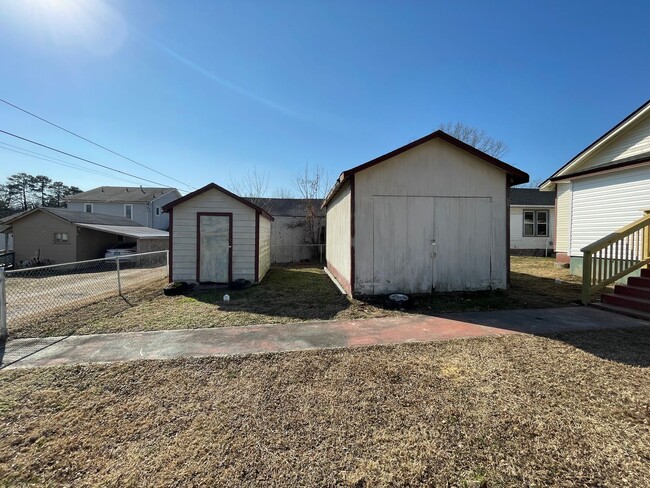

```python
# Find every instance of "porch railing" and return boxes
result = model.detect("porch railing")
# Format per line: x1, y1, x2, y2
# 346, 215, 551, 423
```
581, 213, 650, 304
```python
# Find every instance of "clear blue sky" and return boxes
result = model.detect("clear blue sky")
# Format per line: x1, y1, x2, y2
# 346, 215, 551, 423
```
1, 0, 648, 194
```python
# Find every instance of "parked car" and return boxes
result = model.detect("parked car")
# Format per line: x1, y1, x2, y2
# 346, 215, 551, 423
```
105, 242, 137, 260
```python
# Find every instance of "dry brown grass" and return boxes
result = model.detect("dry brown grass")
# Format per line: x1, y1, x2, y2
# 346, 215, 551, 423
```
10, 257, 584, 339
1, 327, 648, 486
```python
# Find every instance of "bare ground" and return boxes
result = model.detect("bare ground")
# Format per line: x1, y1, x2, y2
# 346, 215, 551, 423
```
0, 327, 648, 486
8, 257, 585, 338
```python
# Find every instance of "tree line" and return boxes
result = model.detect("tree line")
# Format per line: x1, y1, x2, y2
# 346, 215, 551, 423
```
0, 173, 82, 215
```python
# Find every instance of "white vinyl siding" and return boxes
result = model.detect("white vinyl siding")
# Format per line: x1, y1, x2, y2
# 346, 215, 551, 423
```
325, 180, 352, 289
171, 188, 264, 282
570, 166, 650, 256
353, 138, 507, 295
573, 113, 650, 172
510, 206, 555, 250
258, 214, 271, 282
555, 183, 571, 252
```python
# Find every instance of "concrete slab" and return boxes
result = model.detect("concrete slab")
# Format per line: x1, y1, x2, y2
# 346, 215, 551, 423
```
1, 306, 647, 370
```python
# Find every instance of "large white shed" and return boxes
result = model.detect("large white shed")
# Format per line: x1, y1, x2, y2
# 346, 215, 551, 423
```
323, 130, 529, 296
163, 183, 273, 284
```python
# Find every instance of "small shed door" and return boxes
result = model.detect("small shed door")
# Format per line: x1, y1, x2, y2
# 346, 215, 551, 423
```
432, 197, 492, 291
372, 196, 434, 294
198, 214, 231, 283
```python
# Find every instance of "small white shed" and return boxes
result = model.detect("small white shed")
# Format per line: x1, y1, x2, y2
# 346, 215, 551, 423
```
163, 183, 273, 284
323, 130, 529, 296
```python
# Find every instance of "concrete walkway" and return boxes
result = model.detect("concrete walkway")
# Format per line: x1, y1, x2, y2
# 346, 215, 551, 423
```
1, 307, 646, 370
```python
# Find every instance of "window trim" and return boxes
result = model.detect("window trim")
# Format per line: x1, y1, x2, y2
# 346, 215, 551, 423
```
155, 206, 161, 216
522, 209, 549, 237
84, 203, 93, 213
124, 204, 133, 219
54, 232, 69, 244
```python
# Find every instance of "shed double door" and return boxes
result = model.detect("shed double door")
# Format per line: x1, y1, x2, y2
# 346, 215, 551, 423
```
372, 196, 492, 294
198, 213, 232, 283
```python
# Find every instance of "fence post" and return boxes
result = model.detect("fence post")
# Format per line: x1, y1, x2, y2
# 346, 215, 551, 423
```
582, 250, 592, 305
116, 257, 122, 297
0, 268, 6, 340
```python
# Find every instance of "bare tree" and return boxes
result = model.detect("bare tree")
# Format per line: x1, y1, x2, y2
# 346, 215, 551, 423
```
272, 187, 296, 198
293, 164, 332, 246
439, 122, 509, 159
229, 169, 272, 211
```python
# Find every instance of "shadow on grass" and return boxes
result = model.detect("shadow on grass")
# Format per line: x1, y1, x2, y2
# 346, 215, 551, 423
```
187, 267, 352, 322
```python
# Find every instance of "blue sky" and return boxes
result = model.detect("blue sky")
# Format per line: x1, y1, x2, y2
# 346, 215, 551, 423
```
0, 0, 648, 194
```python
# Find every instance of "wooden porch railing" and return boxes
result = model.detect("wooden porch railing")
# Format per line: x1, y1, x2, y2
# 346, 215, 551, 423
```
581, 213, 650, 304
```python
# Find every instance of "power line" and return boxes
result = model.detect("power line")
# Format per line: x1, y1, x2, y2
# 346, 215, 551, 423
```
0, 142, 145, 186
0, 97, 193, 190
0, 129, 173, 187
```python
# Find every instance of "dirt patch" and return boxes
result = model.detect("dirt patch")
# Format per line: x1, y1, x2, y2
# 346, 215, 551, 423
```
1, 328, 648, 486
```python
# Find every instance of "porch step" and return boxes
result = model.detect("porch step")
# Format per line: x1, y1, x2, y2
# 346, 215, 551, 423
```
614, 284, 650, 299
601, 293, 650, 313
590, 301, 650, 322
626, 276, 650, 288
641, 268, 650, 278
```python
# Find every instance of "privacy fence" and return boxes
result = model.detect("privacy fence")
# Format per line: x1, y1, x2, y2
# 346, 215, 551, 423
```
0, 250, 168, 339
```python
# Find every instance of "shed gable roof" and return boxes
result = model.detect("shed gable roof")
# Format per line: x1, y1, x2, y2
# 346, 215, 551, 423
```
162, 183, 274, 221
323, 130, 528, 207
541, 99, 650, 190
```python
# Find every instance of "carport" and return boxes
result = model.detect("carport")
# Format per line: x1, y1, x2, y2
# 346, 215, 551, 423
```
75, 224, 169, 253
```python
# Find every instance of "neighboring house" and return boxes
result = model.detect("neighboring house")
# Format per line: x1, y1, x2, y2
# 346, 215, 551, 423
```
0, 208, 168, 265
163, 183, 274, 284
541, 99, 650, 275
323, 130, 528, 296
509, 188, 555, 256
66, 186, 181, 230
259, 198, 325, 264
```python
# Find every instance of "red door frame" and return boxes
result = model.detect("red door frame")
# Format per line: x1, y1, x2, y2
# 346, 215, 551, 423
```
196, 212, 233, 283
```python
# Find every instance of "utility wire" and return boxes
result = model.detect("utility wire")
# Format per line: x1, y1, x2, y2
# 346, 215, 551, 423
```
0, 129, 172, 187
0, 142, 145, 186
0, 97, 193, 190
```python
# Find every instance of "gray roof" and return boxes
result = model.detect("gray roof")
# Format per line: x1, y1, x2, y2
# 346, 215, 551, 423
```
510, 188, 555, 206
76, 224, 167, 238
2, 208, 145, 227
66, 186, 177, 203
249, 198, 325, 217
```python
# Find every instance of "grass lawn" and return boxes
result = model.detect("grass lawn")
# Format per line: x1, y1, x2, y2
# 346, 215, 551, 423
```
9, 257, 584, 338
1, 327, 648, 486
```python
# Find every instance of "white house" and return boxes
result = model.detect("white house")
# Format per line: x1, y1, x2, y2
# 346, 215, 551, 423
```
509, 188, 555, 256
66, 186, 181, 230
323, 130, 529, 296
541, 99, 650, 274
163, 183, 273, 284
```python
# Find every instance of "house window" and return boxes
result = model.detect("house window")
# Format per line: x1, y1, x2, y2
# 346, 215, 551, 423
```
54, 232, 69, 244
155, 206, 161, 216
124, 204, 133, 219
523, 210, 549, 237
84, 203, 93, 213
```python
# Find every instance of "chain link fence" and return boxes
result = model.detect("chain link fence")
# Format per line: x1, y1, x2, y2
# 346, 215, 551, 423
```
0, 250, 168, 339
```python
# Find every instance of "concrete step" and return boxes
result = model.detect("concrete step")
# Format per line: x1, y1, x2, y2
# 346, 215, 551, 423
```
590, 301, 650, 322
627, 276, 650, 288
601, 293, 650, 312
614, 284, 650, 299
